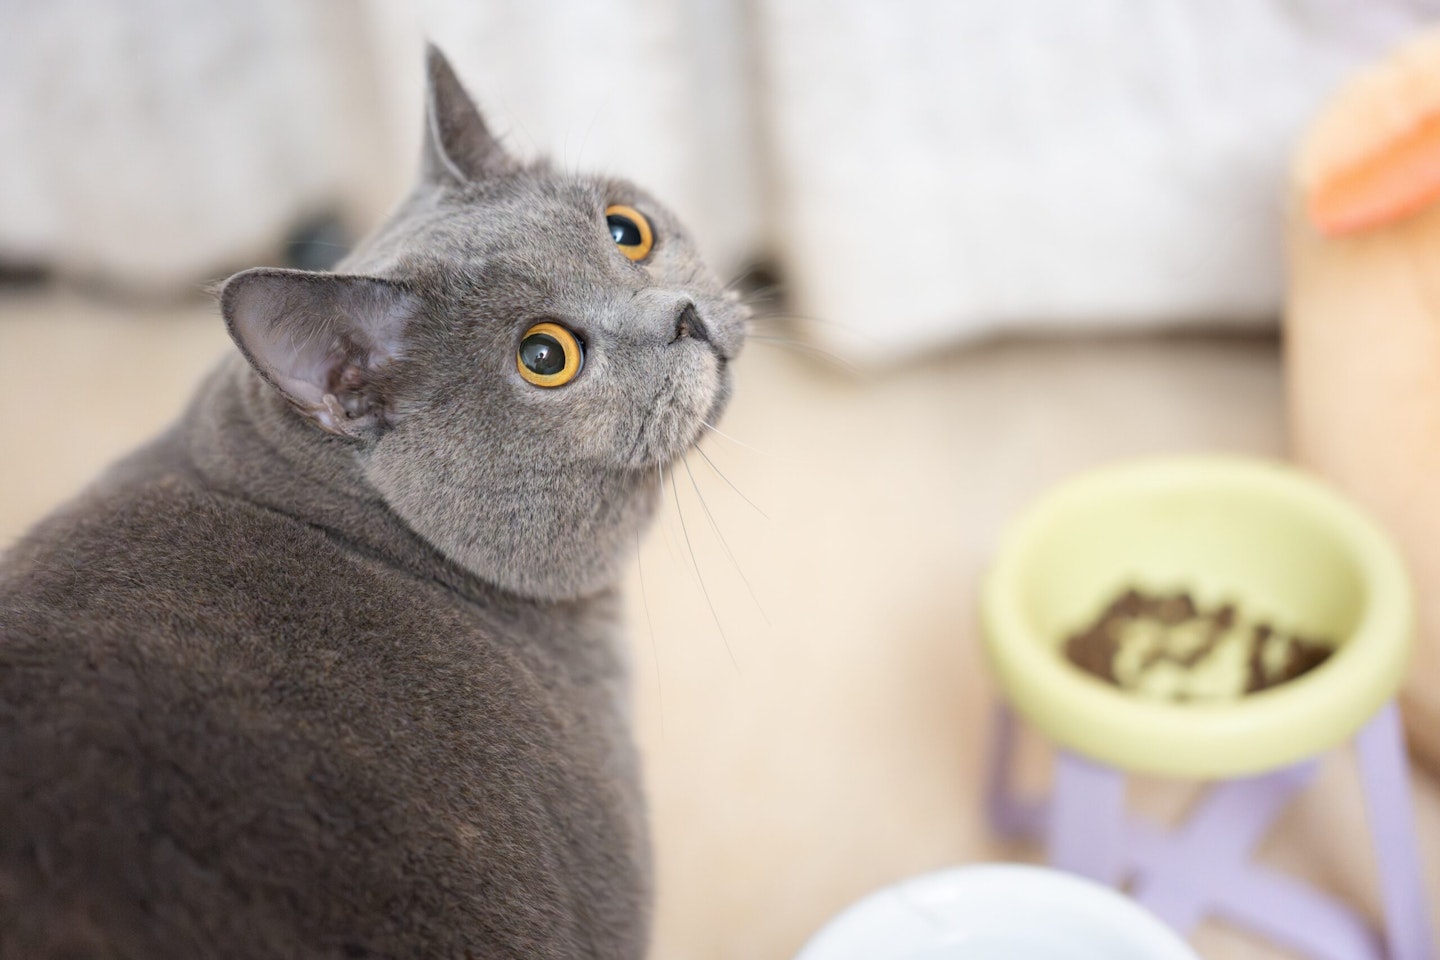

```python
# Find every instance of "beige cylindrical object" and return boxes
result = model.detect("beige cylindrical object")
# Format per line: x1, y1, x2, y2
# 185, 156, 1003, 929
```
1287, 27, 1440, 773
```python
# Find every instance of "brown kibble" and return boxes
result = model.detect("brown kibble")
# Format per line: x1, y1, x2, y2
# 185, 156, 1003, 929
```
1287, 636, 1333, 678
1064, 587, 1334, 702
1105, 589, 1146, 619
1245, 625, 1267, 694
1064, 627, 1118, 684
1154, 592, 1196, 625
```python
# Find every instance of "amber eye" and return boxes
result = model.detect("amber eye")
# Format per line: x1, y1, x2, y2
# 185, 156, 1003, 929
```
604, 204, 654, 261
517, 322, 583, 387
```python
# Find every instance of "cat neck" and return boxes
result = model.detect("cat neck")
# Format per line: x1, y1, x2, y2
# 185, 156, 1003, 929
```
178, 354, 623, 614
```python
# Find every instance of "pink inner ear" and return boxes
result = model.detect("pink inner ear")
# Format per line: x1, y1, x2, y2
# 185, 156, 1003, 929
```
1310, 108, 1440, 236
271, 330, 348, 410
223, 270, 417, 431
344, 280, 414, 367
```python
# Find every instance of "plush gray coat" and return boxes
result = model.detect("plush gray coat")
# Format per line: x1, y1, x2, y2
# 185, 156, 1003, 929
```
0, 47, 745, 959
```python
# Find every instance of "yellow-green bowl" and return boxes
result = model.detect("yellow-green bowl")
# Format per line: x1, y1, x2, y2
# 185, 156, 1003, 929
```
981, 456, 1413, 779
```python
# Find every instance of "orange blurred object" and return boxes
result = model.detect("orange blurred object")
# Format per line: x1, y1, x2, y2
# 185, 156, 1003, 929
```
1310, 108, 1440, 235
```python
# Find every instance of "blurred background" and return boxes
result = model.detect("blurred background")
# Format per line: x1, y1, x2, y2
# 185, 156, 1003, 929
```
5, 2, 1440, 959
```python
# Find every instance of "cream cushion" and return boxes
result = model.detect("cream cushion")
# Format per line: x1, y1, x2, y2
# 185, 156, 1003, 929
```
1288, 26, 1440, 774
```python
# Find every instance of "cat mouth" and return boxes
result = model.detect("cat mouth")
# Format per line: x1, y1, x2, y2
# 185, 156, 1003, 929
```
626, 366, 729, 467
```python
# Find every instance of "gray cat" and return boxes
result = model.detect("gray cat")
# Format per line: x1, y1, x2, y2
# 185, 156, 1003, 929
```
0, 46, 745, 959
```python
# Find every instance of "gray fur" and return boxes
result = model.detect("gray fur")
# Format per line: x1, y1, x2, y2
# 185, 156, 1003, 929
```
0, 45, 746, 959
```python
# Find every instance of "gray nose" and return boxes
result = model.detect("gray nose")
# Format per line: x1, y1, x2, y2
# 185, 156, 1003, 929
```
672, 302, 711, 345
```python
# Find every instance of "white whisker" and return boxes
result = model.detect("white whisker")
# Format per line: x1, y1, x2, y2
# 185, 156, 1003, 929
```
670, 466, 738, 670
701, 420, 770, 456
693, 443, 768, 519
746, 335, 862, 375
750, 309, 869, 337
682, 453, 769, 626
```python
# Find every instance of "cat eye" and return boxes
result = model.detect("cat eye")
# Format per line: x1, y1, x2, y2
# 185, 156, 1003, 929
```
604, 204, 654, 261
517, 322, 584, 387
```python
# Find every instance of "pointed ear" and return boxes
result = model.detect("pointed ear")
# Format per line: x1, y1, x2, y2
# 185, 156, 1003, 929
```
422, 43, 515, 186
221, 268, 420, 439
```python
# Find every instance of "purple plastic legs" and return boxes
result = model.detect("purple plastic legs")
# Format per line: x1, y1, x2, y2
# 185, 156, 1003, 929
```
1049, 751, 1127, 884
1356, 703, 1433, 960
1211, 855, 1384, 960
985, 703, 1044, 839
1129, 759, 1319, 932
986, 701, 1435, 959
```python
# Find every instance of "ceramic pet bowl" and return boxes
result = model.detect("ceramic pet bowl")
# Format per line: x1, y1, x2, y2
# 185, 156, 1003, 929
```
981, 456, 1432, 959
983, 455, 1410, 778
792, 864, 1200, 960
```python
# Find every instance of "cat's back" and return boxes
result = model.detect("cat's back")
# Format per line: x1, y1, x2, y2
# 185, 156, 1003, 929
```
0, 468, 647, 959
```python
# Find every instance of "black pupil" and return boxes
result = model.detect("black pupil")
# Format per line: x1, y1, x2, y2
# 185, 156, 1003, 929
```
521, 333, 566, 376
608, 214, 642, 247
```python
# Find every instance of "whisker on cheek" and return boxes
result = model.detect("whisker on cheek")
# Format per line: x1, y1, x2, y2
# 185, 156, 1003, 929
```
700, 419, 771, 457
681, 452, 769, 626
692, 444, 768, 519
634, 529, 664, 740
668, 464, 738, 671
745, 335, 864, 377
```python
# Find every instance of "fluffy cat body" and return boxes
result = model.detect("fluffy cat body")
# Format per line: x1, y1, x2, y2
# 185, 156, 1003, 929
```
0, 48, 745, 959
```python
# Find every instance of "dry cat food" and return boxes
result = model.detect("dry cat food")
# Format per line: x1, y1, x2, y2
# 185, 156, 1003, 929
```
1064, 588, 1334, 702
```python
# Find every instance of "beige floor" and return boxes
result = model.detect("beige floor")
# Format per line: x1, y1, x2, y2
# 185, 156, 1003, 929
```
3, 288, 1438, 960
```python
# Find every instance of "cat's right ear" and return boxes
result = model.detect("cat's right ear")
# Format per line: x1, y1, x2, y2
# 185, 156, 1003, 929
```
421, 43, 516, 186
221, 268, 421, 440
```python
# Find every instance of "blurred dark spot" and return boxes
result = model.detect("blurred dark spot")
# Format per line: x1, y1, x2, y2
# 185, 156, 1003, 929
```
0, 259, 52, 289
731, 258, 785, 313
284, 212, 352, 272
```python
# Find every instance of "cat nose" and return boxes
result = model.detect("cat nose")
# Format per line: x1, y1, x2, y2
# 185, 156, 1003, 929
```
671, 302, 712, 345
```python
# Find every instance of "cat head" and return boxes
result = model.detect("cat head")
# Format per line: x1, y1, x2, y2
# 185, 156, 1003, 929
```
220, 46, 747, 601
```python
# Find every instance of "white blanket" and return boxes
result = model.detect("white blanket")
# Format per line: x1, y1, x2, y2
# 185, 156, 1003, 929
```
751, 0, 1437, 361
2, 0, 1433, 361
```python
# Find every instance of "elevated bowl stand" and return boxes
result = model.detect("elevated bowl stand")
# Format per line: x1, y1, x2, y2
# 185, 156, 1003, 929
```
981, 458, 1435, 959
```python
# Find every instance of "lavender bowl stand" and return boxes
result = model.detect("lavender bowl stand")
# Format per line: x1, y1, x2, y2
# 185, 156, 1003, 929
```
980, 458, 1436, 959
987, 701, 1431, 959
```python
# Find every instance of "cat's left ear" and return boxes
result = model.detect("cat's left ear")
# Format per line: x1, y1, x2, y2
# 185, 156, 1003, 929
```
421, 43, 516, 186
221, 268, 421, 439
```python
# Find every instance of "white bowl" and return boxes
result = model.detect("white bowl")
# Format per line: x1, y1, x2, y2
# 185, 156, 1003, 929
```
794, 864, 1200, 960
